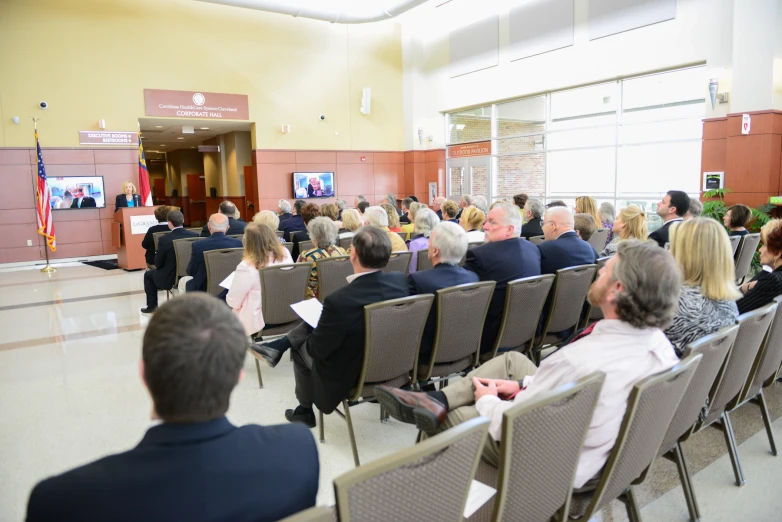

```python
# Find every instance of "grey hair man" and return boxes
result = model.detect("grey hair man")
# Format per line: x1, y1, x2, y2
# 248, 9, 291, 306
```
520, 198, 546, 239
433, 196, 447, 219
364, 205, 407, 252
684, 197, 703, 220
539, 206, 598, 275
200, 201, 248, 238
278, 199, 293, 219
376, 240, 680, 490
280, 200, 308, 241
184, 213, 243, 293
472, 195, 488, 214
383, 193, 401, 216
354, 195, 367, 208
335, 199, 347, 219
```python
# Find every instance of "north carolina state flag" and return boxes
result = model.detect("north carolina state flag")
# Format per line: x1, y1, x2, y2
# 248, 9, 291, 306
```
137, 133, 152, 206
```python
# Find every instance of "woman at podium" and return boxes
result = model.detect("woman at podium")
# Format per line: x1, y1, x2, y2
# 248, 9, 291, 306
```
115, 181, 142, 210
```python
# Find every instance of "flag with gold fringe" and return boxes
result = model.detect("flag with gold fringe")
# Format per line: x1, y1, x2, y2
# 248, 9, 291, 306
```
35, 130, 56, 252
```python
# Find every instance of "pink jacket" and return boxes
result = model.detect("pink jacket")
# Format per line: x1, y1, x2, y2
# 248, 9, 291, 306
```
226, 250, 293, 335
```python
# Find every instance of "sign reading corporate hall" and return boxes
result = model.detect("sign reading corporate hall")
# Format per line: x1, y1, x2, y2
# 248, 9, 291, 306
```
144, 89, 249, 120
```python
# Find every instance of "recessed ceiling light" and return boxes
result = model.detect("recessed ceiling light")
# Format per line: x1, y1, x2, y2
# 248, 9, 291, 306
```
177, 137, 184, 140
201, 127, 209, 130
160, 144, 166, 147
155, 125, 163, 128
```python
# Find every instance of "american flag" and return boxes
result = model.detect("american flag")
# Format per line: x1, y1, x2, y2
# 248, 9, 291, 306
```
35, 131, 56, 252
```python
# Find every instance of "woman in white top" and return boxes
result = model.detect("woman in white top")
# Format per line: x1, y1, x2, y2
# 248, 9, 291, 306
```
339, 208, 362, 240
460, 205, 486, 243
226, 222, 293, 337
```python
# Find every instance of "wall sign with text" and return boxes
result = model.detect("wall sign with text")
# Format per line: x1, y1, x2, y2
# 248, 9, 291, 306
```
144, 89, 249, 120
79, 131, 139, 146
447, 141, 492, 158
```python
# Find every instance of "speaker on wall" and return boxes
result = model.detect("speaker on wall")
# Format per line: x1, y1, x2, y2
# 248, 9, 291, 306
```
210, 188, 217, 197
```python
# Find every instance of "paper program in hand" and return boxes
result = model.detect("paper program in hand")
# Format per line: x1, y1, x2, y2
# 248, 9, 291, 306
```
290, 299, 324, 328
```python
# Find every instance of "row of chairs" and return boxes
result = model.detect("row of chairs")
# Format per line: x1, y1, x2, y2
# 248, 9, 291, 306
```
528, 227, 610, 252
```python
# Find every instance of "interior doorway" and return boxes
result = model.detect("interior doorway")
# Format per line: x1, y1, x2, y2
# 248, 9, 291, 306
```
446, 155, 491, 202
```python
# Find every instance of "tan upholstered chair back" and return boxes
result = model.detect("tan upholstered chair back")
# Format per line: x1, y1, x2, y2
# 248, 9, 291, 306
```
282, 242, 294, 255
529, 235, 545, 245
587, 228, 608, 253
740, 296, 782, 402
490, 274, 555, 359
259, 263, 312, 325
729, 235, 741, 257
339, 236, 353, 250
417, 250, 434, 271
172, 237, 203, 279
153, 231, 169, 251
204, 248, 244, 296
734, 233, 760, 283
316, 255, 352, 303
541, 265, 597, 335
381, 251, 413, 275
299, 240, 315, 255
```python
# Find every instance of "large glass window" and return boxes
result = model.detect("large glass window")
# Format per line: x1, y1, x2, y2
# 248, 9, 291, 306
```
448, 106, 491, 144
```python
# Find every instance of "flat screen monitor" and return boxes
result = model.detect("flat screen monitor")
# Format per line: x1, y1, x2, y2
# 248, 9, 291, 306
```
49, 176, 106, 209
293, 172, 335, 199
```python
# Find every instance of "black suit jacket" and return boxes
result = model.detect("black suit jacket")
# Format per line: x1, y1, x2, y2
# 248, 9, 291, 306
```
186, 232, 242, 292
141, 223, 171, 265
521, 218, 544, 239
278, 212, 293, 224
648, 219, 682, 248
408, 263, 479, 359
304, 271, 409, 413
115, 194, 142, 208
26, 417, 319, 522
200, 217, 247, 238
537, 231, 598, 275
464, 239, 542, 352
291, 230, 311, 260
153, 227, 199, 289
280, 215, 306, 242
71, 197, 96, 208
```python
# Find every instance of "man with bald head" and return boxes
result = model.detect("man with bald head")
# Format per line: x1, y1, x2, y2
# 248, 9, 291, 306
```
538, 206, 598, 275
200, 201, 247, 237
433, 197, 447, 220
184, 213, 242, 292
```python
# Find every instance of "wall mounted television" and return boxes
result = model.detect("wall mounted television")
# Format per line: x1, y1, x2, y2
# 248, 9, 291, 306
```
293, 172, 335, 199
49, 176, 106, 209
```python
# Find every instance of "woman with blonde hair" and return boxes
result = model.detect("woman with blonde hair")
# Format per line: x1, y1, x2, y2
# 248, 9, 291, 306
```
115, 181, 141, 208
226, 222, 293, 337
339, 209, 361, 239
380, 203, 402, 232
600, 206, 648, 257
575, 196, 602, 238
320, 203, 343, 229
666, 218, 740, 356
460, 206, 486, 243
252, 210, 284, 243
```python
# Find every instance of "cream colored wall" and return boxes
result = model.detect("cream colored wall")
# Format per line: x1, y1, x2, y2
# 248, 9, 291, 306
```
201, 139, 220, 197
226, 131, 252, 197
0, 0, 404, 150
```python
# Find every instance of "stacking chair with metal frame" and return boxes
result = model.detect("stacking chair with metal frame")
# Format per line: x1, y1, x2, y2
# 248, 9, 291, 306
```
587, 228, 608, 253
339, 236, 353, 250
469, 372, 605, 522
298, 240, 315, 255
172, 237, 203, 292
333, 417, 489, 521
416, 282, 495, 389
580, 257, 611, 327
734, 232, 760, 284
568, 354, 702, 522
396, 231, 409, 241
227, 234, 244, 239
282, 242, 294, 256
319, 294, 434, 467
382, 251, 412, 275
529, 235, 545, 245
729, 234, 742, 257
278, 507, 333, 522
485, 274, 555, 361
417, 249, 434, 271
275, 230, 285, 238
152, 231, 169, 251
204, 248, 244, 296
315, 255, 352, 303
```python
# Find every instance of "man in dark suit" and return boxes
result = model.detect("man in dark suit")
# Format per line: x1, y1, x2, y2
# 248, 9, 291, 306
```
409, 222, 479, 361
648, 190, 689, 248
251, 227, 409, 427
538, 206, 598, 275
399, 197, 414, 224
433, 197, 446, 220
140, 205, 172, 269
464, 202, 541, 353
69, 185, 97, 208
185, 214, 242, 292
26, 293, 319, 522
280, 199, 307, 241
200, 201, 247, 238
140, 211, 198, 314
277, 198, 293, 223
520, 198, 545, 239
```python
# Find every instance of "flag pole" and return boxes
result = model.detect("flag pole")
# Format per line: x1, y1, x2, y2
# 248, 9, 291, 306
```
32, 117, 56, 274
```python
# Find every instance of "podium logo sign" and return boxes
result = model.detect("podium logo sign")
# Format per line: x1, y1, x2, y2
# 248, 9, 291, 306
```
130, 215, 159, 235
144, 89, 249, 120
79, 131, 139, 146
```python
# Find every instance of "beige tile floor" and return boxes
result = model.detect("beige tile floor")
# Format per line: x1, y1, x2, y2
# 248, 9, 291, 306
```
1, 262, 780, 521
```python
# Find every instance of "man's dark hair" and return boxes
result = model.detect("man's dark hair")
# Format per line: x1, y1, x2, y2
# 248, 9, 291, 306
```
401, 197, 414, 210
293, 199, 306, 215
546, 200, 567, 208
357, 201, 370, 214
154, 205, 171, 223
142, 294, 247, 423
167, 210, 185, 227
351, 227, 391, 269
512, 193, 529, 209
408, 195, 419, 203
667, 190, 690, 217
727, 204, 752, 228
219, 201, 237, 217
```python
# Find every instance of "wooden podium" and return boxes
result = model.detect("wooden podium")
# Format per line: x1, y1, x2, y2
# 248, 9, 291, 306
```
112, 206, 160, 270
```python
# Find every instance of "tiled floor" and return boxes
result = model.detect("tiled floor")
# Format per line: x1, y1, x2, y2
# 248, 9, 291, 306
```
1, 263, 781, 521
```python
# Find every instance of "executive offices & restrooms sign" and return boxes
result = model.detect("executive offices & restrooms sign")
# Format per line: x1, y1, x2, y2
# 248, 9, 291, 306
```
144, 89, 249, 120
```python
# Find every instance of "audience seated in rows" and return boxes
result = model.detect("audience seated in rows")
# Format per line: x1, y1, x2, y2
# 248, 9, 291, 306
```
335, 198, 346, 220
599, 202, 616, 244
512, 193, 528, 221
538, 206, 598, 275
685, 197, 703, 220
181, 214, 243, 293
464, 202, 541, 353
357, 200, 370, 219
600, 206, 647, 257
737, 219, 782, 313
291, 203, 320, 260
575, 196, 603, 246
400, 201, 421, 236
141, 210, 198, 314
141, 205, 171, 269
277, 199, 293, 222
226, 222, 293, 337
382, 193, 402, 216
455, 194, 473, 221
298, 217, 347, 300
433, 196, 446, 220
547, 200, 567, 209
376, 240, 680, 488
520, 198, 544, 239
724, 204, 751, 237
250, 228, 410, 428
649, 190, 689, 248
280, 200, 306, 242
28, 294, 319, 522
200, 201, 246, 238
399, 197, 414, 224
320, 203, 342, 230
472, 195, 488, 215
253, 210, 285, 243
380, 203, 402, 232
339, 209, 361, 239
441, 200, 459, 223
354, 195, 367, 208
665, 218, 740, 356
574, 213, 597, 242
460, 205, 486, 243
407, 208, 440, 274
364, 206, 408, 252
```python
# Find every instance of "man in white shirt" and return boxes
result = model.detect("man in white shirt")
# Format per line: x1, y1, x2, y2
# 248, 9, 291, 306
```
376, 239, 681, 489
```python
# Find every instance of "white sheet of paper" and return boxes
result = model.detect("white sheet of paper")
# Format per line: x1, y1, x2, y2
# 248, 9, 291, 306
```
463, 480, 497, 518
219, 272, 235, 290
290, 299, 324, 328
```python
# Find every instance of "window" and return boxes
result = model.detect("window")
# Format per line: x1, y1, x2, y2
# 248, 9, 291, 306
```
448, 106, 491, 144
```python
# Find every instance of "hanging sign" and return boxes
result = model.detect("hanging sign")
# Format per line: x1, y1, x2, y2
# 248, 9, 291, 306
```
144, 89, 249, 120
447, 141, 491, 158
79, 131, 138, 146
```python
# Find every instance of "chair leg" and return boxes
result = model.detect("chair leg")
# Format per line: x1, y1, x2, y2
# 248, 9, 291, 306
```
622, 486, 643, 522
721, 412, 746, 486
253, 359, 263, 389
319, 410, 325, 443
672, 442, 701, 521
343, 399, 361, 467
756, 390, 778, 456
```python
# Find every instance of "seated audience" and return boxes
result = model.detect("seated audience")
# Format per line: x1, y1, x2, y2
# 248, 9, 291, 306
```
575, 196, 602, 240
456, 194, 473, 220
280, 200, 307, 241
723, 204, 751, 236
737, 219, 782, 313
364, 205, 408, 252
376, 240, 680, 484
141, 210, 198, 313
666, 218, 740, 356
339, 209, 361, 239
383, 193, 402, 216
183, 214, 243, 293
381, 203, 402, 232
409, 222, 478, 361
253, 210, 285, 243
599, 202, 616, 245
226, 223, 294, 337
460, 205, 486, 243
400, 201, 422, 236
335, 199, 346, 219
472, 195, 488, 215
320, 203, 342, 228
200, 201, 246, 238
464, 202, 541, 353
407, 208, 440, 274
27, 294, 319, 522
600, 206, 647, 257
250, 228, 409, 428
354, 195, 367, 208
574, 213, 597, 242
399, 197, 414, 224
538, 206, 598, 275
546, 200, 567, 209
298, 217, 347, 300
520, 198, 545, 239
685, 197, 703, 220
441, 200, 459, 223
649, 190, 690, 247
141, 205, 171, 269
433, 196, 447, 220
357, 200, 370, 221
513, 193, 529, 220
277, 199, 293, 222
291, 203, 320, 260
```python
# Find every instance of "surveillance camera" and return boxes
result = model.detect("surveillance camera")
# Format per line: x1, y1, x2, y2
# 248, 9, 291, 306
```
39, 101, 48, 110
319, 114, 325, 121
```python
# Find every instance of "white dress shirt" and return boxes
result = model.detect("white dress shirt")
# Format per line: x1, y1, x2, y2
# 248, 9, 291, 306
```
475, 319, 679, 488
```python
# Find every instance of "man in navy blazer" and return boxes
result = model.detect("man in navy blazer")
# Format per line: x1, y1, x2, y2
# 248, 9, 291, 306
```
200, 201, 247, 238
538, 206, 598, 275
280, 199, 307, 241
26, 294, 319, 522
409, 222, 479, 361
185, 213, 242, 292
464, 203, 541, 353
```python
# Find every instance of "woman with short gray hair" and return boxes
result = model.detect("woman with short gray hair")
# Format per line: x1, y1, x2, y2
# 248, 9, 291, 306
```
408, 208, 441, 273
298, 217, 347, 299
